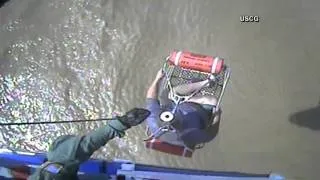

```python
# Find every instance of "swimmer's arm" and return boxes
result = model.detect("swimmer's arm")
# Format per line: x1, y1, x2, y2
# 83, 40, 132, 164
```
146, 79, 160, 99
145, 70, 163, 132
145, 98, 161, 133
146, 70, 163, 99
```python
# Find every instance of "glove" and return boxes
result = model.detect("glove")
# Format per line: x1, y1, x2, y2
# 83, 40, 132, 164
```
118, 108, 151, 128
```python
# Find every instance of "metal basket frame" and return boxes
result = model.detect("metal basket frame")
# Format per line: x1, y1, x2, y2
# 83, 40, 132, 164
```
161, 57, 231, 116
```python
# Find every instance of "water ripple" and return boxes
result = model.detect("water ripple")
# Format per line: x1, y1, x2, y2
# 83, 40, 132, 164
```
0, 0, 125, 157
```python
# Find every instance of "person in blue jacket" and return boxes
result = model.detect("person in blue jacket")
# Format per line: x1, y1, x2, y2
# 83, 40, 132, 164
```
145, 69, 221, 148
28, 108, 150, 180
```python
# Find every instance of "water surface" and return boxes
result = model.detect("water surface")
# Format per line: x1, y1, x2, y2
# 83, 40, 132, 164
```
1, 0, 320, 179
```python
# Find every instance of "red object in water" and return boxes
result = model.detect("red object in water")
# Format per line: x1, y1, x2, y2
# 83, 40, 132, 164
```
168, 51, 224, 74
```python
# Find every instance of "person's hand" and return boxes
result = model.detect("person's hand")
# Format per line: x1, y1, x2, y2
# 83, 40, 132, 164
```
118, 108, 151, 128
155, 69, 164, 81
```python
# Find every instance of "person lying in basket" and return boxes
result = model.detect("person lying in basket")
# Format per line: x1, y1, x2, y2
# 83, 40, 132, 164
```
144, 69, 221, 157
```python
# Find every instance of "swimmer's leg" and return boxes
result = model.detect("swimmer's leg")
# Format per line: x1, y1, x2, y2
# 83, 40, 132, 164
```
173, 79, 210, 95
173, 75, 215, 95
187, 95, 217, 106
